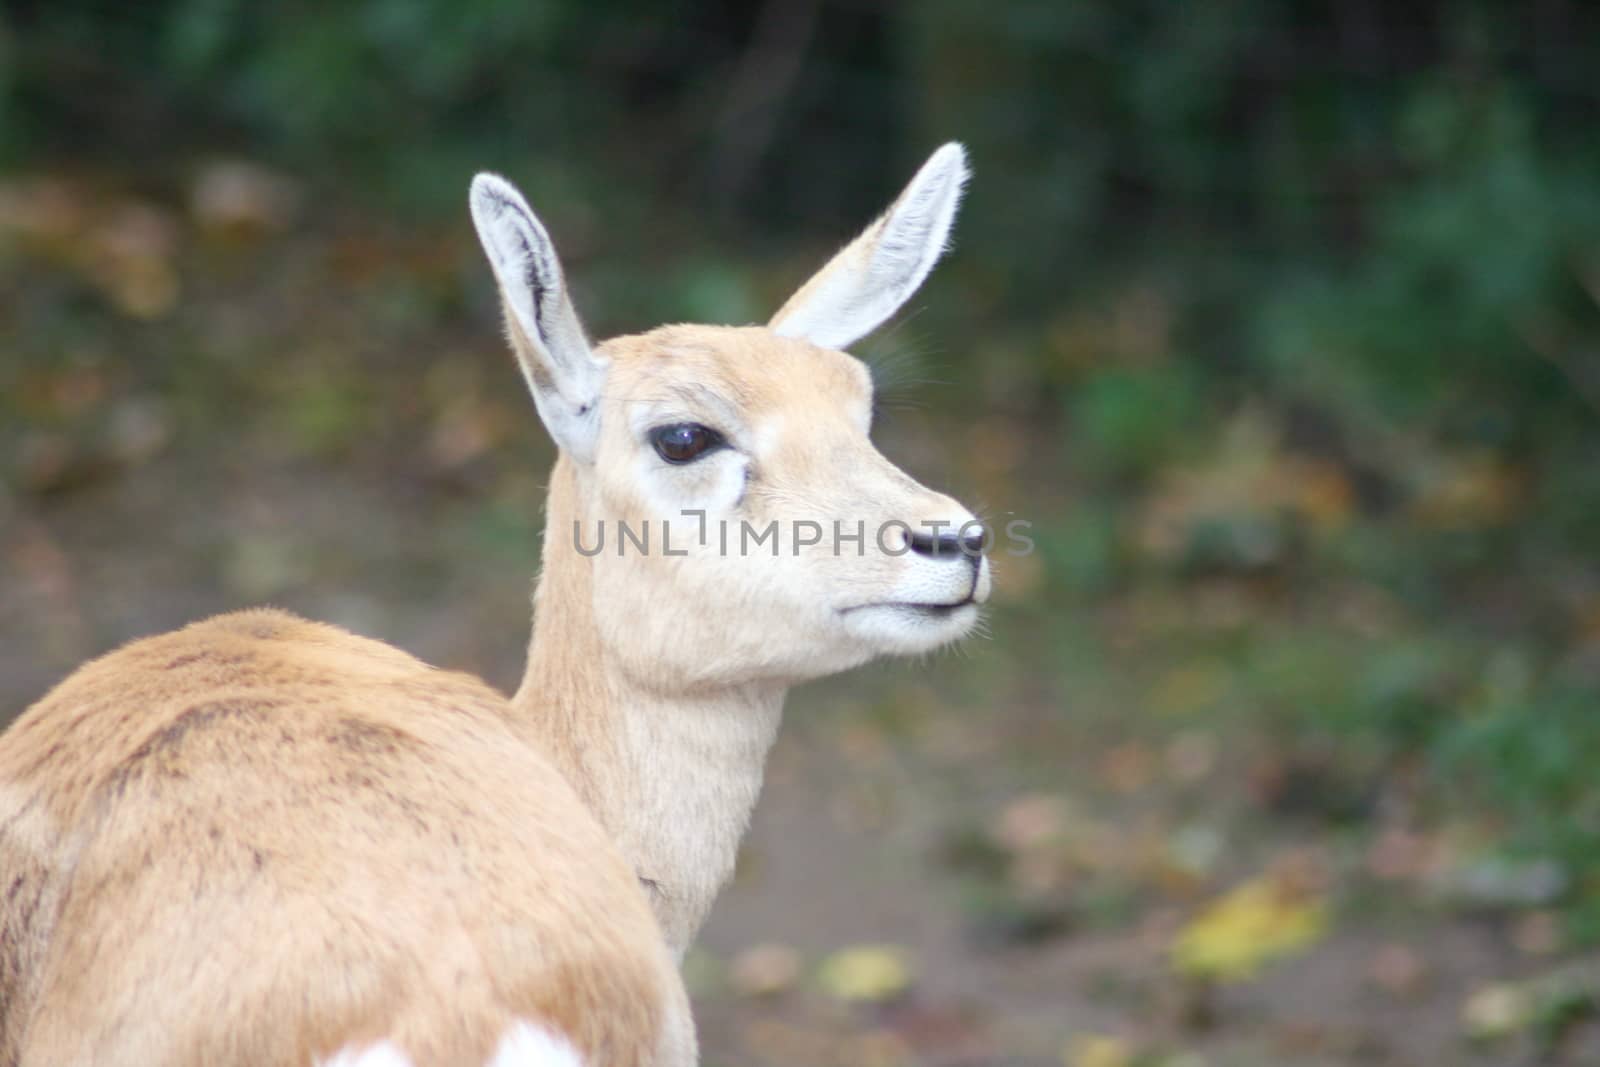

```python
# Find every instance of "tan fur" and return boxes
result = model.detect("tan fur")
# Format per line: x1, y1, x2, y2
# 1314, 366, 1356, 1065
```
512, 326, 985, 953
0, 145, 982, 1065
0, 611, 689, 1067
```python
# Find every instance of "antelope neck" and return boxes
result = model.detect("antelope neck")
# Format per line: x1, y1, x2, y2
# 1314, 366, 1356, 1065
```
510, 456, 785, 956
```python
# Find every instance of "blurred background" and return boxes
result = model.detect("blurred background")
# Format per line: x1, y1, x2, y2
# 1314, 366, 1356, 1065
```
3, 2, 1600, 1064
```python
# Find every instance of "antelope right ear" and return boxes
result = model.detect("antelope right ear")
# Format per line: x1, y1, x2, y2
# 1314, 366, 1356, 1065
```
470, 173, 608, 462
769, 143, 970, 351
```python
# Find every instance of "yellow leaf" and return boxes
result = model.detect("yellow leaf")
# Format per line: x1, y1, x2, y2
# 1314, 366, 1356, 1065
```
1461, 982, 1533, 1041
817, 944, 913, 1003
1064, 1034, 1134, 1067
1171, 876, 1327, 982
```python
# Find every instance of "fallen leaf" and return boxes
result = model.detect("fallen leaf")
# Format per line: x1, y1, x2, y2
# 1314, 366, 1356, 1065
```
1462, 967, 1599, 1044
1064, 1034, 1133, 1067
1462, 982, 1532, 1041
817, 944, 913, 1003
1171, 875, 1328, 982
729, 942, 802, 998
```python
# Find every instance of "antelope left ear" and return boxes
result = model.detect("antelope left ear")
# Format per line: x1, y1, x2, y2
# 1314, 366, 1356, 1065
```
769, 143, 970, 350
469, 172, 608, 462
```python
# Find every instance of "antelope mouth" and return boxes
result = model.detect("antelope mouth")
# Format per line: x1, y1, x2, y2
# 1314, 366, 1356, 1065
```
840, 597, 977, 618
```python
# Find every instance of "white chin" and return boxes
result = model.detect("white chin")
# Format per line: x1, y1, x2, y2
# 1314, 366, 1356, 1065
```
840, 602, 980, 655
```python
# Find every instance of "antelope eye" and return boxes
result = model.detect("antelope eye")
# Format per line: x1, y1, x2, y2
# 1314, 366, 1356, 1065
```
650, 423, 725, 464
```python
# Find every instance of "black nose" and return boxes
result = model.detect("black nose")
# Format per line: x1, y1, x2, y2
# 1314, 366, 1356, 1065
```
906, 524, 987, 559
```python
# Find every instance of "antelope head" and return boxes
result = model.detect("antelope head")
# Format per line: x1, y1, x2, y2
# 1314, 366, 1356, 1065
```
470, 144, 988, 693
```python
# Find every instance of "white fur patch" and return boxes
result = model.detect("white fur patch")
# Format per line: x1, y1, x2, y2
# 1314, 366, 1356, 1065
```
488, 1021, 584, 1067
316, 1022, 579, 1067
318, 1040, 413, 1067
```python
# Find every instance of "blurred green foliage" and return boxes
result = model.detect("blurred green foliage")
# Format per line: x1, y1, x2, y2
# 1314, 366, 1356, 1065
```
4, 1, 1600, 927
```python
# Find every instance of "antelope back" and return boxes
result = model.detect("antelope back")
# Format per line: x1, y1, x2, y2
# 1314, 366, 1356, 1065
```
0, 610, 691, 1067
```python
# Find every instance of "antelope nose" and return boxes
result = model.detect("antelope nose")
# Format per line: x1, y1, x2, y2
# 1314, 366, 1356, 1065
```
906, 523, 987, 560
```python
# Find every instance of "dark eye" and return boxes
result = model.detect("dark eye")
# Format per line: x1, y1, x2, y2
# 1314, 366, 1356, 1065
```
650, 423, 725, 464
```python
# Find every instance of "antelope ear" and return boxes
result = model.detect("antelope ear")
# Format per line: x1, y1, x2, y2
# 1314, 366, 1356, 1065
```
469, 173, 607, 462
769, 143, 970, 350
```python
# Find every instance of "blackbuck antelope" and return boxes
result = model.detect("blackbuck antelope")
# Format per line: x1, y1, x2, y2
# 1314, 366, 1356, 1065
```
0, 142, 989, 1067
